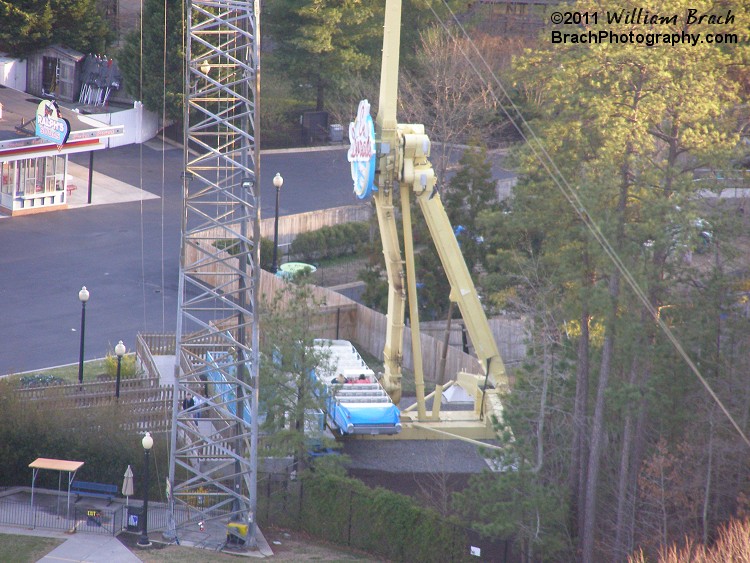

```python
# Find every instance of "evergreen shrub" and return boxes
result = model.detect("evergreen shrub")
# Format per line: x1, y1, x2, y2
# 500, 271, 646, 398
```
0, 379, 167, 497
214, 237, 276, 270
290, 473, 470, 562
290, 222, 369, 261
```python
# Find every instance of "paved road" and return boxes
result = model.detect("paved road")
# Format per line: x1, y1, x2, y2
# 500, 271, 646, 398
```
0, 142, 354, 375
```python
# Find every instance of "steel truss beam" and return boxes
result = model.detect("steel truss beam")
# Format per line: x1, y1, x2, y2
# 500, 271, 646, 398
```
168, 0, 262, 547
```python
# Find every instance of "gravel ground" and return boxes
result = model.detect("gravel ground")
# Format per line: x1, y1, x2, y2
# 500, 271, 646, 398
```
342, 438, 493, 474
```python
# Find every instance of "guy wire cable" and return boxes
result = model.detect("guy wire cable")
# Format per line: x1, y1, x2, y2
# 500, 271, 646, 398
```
139, 0, 147, 330
428, 1, 750, 449
161, 0, 169, 331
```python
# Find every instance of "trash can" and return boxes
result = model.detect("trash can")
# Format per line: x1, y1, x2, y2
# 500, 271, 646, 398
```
329, 124, 343, 143
127, 506, 142, 532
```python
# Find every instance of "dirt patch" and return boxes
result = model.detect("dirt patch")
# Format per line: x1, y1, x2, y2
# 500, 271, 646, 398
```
118, 527, 382, 562
263, 527, 383, 561
310, 257, 370, 288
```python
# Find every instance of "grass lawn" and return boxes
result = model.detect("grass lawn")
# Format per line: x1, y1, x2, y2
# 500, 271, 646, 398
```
0, 533, 64, 563
0, 530, 377, 563
28, 359, 109, 383
3, 356, 136, 385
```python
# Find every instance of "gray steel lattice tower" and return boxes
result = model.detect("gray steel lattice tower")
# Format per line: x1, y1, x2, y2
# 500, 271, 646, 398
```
167, 0, 261, 547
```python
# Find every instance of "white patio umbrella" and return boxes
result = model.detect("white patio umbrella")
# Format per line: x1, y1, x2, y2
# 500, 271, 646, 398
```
122, 465, 134, 506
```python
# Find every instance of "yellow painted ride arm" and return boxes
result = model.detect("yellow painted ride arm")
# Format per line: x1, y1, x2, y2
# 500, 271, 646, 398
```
371, 0, 507, 402
373, 0, 406, 403
401, 129, 508, 390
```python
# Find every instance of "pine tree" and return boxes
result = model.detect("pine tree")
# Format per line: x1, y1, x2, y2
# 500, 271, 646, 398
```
258, 282, 339, 473
118, 0, 183, 121
443, 143, 501, 273
0, 1, 52, 58
0, 0, 111, 59
53, 0, 112, 55
470, 0, 750, 559
264, 0, 382, 111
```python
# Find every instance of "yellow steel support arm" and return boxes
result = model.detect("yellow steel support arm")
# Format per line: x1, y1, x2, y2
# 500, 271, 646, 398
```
399, 128, 508, 392
416, 189, 508, 389
369, 0, 508, 414
372, 0, 405, 404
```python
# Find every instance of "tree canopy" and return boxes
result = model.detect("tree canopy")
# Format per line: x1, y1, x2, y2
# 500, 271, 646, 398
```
264, 0, 383, 111
259, 282, 340, 473
465, 0, 750, 560
0, 0, 111, 59
118, 0, 183, 121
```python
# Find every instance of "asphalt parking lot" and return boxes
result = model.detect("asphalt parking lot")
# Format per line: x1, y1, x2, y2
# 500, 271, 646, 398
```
0, 142, 354, 376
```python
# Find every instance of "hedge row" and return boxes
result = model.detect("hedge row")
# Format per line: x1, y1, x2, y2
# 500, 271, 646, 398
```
258, 472, 474, 562
213, 223, 369, 268
0, 379, 166, 497
290, 222, 369, 261
213, 237, 276, 270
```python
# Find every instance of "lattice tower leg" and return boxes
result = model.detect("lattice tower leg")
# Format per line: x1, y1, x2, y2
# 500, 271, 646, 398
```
167, 0, 262, 549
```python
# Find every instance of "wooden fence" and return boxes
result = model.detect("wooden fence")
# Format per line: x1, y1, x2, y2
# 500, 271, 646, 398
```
420, 317, 527, 368
183, 205, 372, 294
190, 204, 370, 251
259, 204, 371, 247
17, 377, 175, 433
137, 271, 524, 386
148, 201, 527, 384
17, 376, 160, 400
137, 332, 176, 356
257, 270, 492, 382
136, 333, 174, 384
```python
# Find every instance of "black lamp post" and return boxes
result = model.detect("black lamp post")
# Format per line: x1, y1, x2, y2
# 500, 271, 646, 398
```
272, 172, 283, 273
115, 340, 126, 399
137, 431, 154, 547
77, 286, 89, 385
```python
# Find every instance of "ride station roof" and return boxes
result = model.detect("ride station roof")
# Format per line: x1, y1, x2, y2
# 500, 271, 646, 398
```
0, 85, 123, 159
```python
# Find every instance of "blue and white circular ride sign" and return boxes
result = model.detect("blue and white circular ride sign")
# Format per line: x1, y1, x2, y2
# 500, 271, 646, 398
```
347, 99, 377, 199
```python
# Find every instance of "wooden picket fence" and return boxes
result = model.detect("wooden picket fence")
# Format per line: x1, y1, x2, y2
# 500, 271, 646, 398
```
17, 375, 160, 401
16, 376, 175, 433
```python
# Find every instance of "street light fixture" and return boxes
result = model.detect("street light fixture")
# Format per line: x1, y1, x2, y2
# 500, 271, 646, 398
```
77, 286, 89, 385
242, 177, 254, 204
272, 172, 283, 273
137, 431, 154, 547
115, 340, 126, 399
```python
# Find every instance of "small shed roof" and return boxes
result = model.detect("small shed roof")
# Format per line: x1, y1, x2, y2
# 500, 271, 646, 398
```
29, 458, 84, 473
37, 44, 85, 63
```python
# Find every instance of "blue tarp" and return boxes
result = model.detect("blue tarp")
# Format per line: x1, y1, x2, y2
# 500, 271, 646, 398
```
205, 351, 252, 424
